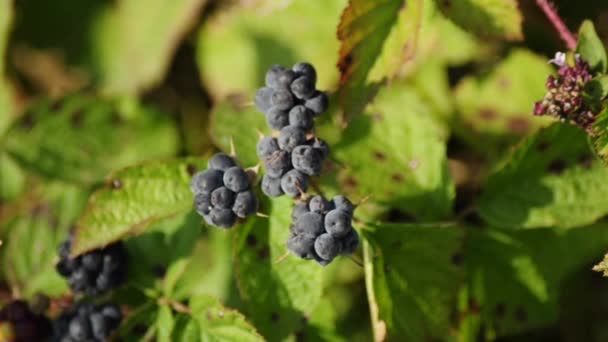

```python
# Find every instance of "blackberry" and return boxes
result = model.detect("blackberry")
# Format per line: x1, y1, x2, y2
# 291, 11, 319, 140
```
324, 209, 352, 238
261, 174, 284, 197
56, 235, 127, 295
266, 107, 289, 131
256, 137, 279, 158
305, 91, 328, 116
255, 87, 274, 114
233, 191, 258, 218
280, 169, 308, 197
291, 202, 310, 221
290, 76, 316, 100
191, 152, 258, 228
314, 233, 341, 261
278, 126, 306, 152
270, 89, 295, 111
292, 62, 317, 84
0, 300, 52, 342
208, 153, 237, 171
291, 145, 322, 176
288, 105, 313, 130
52, 302, 122, 342
308, 195, 333, 214
266, 65, 295, 90
286, 195, 359, 266
263, 149, 291, 178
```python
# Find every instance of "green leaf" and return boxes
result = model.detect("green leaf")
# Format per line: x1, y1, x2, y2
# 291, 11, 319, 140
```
576, 20, 607, 73
209, 99, 267, 168
4, 95, 180, 184
0, 153, 25, 201
453, 49, 554, 153
362, 222, 464, 341
117, 302, 157, 340
436, 0, 522, 41
157, 304, 175, 342
171, 229, 233, 302
332, 81, 454, 220
233, 196, 323, 340
583, 75, 608, 112
91, 0, 208, 94
0, 182, 89, 299
172, 314, 201, 341
0, 0, 14, 136
337, 0, 423, 119
190, 295, 264, 342
122, 212, 202, 295
478, 123, 608, 229
72, 157, 206, 255
196, 0, 346, 100
460, 224, 608, 338
591, 106, 608, 164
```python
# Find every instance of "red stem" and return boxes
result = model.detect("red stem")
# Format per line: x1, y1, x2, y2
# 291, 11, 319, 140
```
536, 0, 577, 50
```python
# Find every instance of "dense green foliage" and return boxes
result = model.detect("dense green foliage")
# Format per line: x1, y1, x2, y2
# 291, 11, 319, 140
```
2, 0, 608, 341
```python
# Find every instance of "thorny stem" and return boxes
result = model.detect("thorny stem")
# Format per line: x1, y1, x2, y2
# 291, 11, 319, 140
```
536, 0, 577, 50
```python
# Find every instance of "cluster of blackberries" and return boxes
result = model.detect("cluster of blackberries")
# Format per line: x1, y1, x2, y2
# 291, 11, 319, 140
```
533, 52, 597, 132
255, 62, 328, 131
191, 153, 258, 228
257, 135, 329, 198
51, 302, 122, 342
287, 195, 359, 266
55, 235, 127, 295
255, 62, 330, 199
0, 300, 52, 341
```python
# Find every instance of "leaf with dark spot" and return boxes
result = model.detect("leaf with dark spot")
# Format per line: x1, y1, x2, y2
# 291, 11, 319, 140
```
233, 197, 322, 341
363, 222, 464, 340
436, 0, 523, 40
73, 157, 206, 255
478, 123, 608, 229
5, 95, 180, 184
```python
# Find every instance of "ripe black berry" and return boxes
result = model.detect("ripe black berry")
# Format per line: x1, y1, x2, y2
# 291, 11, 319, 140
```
56, 235, 127, 295
280, 169, 308, 197
52, 302, 122, 342
324, 209, 352, 238
288, 105, 314, 130
291, 202, 309, 221
0, 300, 52, 342
223, 166, 250, 193
314, 233, 340, 261
255, 87, 273, 114
191, 153, 258, 228
291, 145, 322, 176
292, 212, 324, 236
233, 190, 258, 218
308, 195, 333, 214
266, 65, 295, 90
278, 126, 306, 152
292, 62, 317, 85
261, 174, 284, 197
256, 137, 279, 158
263, 149, 291, 178
208, 153, 237, 171
191, 169, 224, 194
286, 195, 359, 266
210, 186, 236, 209
290, 76, 316, 100
266, 107, 289, 131
305, 91, 328, 116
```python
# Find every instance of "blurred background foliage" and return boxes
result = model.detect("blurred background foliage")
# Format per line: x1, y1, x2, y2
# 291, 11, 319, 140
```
1, 0, 608, 341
